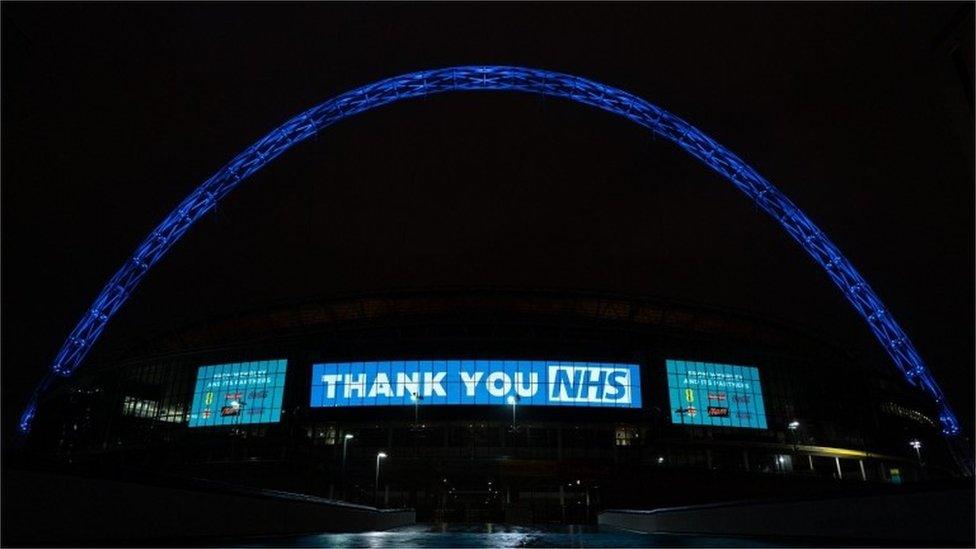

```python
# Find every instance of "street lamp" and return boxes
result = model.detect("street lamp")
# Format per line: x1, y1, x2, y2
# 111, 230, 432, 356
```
909, 439, 925, 480
375, 451, 387, 507
341, 433, 354, 499
410, 392, 423, 426
909, 439, 923, 464
787, 420, 800, 453
507, 395, 519, 427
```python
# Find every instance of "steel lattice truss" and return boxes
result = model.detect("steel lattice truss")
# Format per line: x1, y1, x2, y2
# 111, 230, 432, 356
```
17, 66, 962, 438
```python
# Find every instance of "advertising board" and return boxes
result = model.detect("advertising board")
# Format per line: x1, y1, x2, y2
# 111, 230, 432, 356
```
667, 359, 767, 428
188, 359, 287, 427
310, 360, 641, 408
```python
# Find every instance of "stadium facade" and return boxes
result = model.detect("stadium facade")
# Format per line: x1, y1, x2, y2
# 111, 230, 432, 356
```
24, 288, 957, 522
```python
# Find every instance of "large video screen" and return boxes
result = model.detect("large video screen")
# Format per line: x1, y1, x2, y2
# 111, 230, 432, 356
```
188, 359, 288, 427
666, 359, 767, 429
310, 360, 641, 408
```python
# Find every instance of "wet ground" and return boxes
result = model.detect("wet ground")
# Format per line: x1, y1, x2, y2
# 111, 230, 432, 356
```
234, 523, 797, 547
60, 521, 954, 547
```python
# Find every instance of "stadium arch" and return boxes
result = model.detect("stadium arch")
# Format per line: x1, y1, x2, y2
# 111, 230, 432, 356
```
16, 66, 963, 454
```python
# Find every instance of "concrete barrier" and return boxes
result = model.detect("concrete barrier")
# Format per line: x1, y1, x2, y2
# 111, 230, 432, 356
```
599, 485, 974, 544
3, 469, 415, 545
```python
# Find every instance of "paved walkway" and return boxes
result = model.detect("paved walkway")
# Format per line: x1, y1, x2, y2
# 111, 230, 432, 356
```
235, 523, 789, 547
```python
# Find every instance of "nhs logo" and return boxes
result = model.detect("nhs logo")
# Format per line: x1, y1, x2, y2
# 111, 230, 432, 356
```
310, 360, 641, 409
548, 365, 633, 405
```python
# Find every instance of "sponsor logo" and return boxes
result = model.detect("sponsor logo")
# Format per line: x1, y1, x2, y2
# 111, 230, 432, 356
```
707, 392, 726, 401
220, 406, 240, 417
675, 406, 698, 417
684, 389, 695, 403
732, 394, 751, 404
707, 406, 730, 417
548, 365, 632, 404
220, 400, 244, 416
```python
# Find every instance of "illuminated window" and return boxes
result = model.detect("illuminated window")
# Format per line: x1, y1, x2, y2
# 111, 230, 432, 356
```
122, 396, 159, 419
313, 424, 338, 445
157, 405, 187, 423
615, 426, 638, 446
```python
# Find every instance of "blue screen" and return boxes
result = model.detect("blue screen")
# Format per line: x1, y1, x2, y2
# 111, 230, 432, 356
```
666, 359, 767, 429
188, 359, 287, 427
310, 360, 641, 408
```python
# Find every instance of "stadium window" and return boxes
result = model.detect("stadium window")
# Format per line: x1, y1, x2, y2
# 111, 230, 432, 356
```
615, 426, 637, 446
122, 396, 159, 419
313, 424, 338, 445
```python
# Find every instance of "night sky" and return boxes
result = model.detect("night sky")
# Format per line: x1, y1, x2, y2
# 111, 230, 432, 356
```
2, 4, 973, 435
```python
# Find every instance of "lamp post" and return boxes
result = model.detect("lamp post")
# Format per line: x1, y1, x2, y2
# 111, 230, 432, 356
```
909, 439, 925, 481
375, 451, 387, 507
341, 433, 353, 499
787, 420, 800, 473
507, 395, 519, 428
410, 392, 423, 427
909, 439, 924, 477
788, 420, 800, 452
909, 439, 922, 462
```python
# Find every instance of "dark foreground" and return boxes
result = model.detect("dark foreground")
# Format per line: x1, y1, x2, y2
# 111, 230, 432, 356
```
16, 522, 971, 547
225, 523, 950, 548
6, 469, 971, 547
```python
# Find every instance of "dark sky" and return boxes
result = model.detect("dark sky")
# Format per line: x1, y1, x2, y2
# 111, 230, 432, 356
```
3, 3, 973, 435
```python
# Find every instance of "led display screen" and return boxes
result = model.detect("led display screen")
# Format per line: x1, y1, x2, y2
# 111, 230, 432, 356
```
666, 359, 767, 429
310, 360, 642, 408
188, 359, 287, 427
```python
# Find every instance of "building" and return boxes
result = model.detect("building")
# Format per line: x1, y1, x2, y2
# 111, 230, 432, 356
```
23, 288, 956, 523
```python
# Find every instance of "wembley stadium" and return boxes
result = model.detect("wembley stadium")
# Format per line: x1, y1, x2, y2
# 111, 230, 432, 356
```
19, 287, 956, 524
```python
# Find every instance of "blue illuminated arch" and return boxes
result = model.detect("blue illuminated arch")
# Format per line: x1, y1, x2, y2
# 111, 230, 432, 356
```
17, 66, 962, 438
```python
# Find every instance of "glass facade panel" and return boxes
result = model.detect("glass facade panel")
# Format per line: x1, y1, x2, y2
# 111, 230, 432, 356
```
666, 359, 768, 429
309, 360, 642, 409
187, 359, 288, 427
